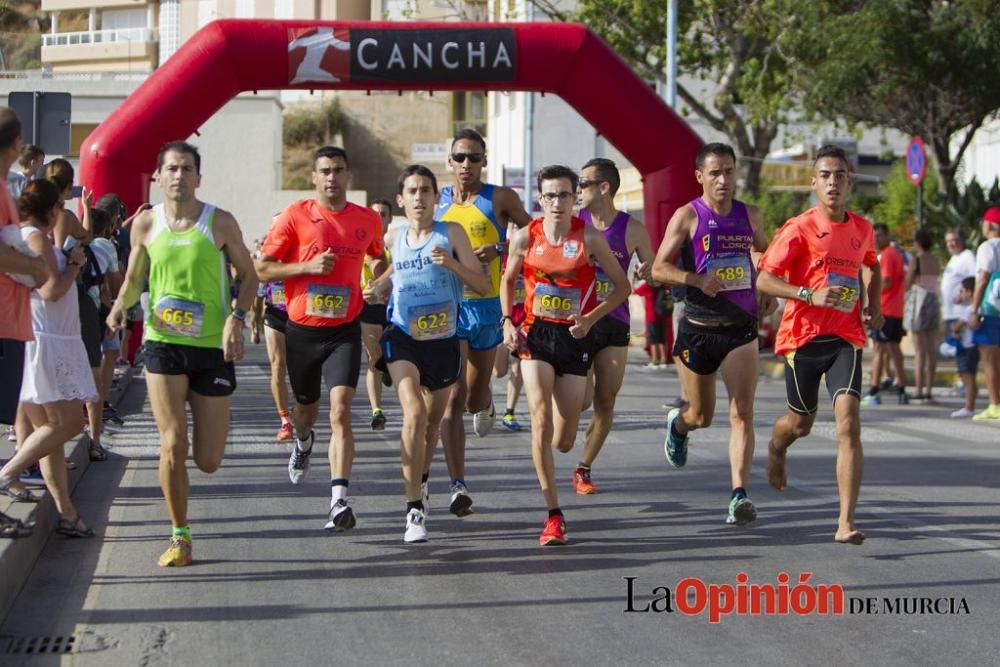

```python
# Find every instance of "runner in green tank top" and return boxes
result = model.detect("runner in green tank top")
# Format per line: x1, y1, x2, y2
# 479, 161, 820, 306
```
107, 141, 258, 567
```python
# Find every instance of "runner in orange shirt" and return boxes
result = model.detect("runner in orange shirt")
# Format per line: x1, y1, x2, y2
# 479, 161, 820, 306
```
757, 144, 882, 545
257, 146, 387, 532
862, 224, 909, 405
500, 165, 630, 546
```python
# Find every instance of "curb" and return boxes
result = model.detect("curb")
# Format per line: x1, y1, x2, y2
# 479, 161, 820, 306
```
0, 365, 137, 625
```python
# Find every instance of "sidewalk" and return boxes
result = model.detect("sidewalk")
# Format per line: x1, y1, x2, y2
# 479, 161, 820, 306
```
0, 366, 136, 625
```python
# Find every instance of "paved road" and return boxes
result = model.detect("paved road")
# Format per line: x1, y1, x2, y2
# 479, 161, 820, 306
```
2, 344, 998, 665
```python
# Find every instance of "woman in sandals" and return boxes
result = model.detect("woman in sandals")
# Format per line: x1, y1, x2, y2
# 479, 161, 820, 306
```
0, 179, 98, 537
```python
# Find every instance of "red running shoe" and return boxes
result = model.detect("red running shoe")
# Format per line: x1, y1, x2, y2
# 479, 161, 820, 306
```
276, 422, 293, 442
572, 468, 598, 495
539, 515, 567, 546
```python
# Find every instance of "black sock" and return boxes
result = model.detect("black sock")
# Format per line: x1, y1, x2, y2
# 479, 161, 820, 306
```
330, 478, 349, 489
407, 500, 425, 512
732, 487, 747, 500
868, 386, 880, 396
576, 462, 591, 471
504, 408, 514, 416
421, 471, 429, 484
548, 508, 563, 519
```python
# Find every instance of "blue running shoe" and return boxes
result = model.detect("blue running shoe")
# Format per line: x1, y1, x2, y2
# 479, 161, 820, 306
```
19, 464, 44, 486
664, 408, 689, 468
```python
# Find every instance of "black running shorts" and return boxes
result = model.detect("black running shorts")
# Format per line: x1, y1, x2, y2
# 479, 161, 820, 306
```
285, 319, 362, 404
784, 335, 863, 415
673, 317, 758, 375
0, 339, 25, 424
872, 316, 905, 344
359, 302, 389, 328
263, 305, 288, 335
78, 288, 103, 368
518, 320, 595, 377
592, 316, 630, 357
381, 325, 461, 391
144, 341, 237, 397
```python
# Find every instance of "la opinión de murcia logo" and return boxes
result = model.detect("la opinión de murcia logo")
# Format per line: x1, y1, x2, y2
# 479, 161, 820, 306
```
624, 573, 970, 623
288, 28, 517, 85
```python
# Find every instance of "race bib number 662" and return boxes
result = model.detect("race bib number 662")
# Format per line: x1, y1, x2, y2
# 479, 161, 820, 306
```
306, 284, 351, 319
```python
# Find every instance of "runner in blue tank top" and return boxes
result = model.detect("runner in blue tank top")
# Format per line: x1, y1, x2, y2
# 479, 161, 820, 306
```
652, 143, 775, 527
433, 128, 531, 518
574, 158, 655, 495
364, 165, 489, 543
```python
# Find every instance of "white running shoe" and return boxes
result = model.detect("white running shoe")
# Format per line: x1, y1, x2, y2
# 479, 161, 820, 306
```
324, 498, 356, 532
288, 431, 313, 484
472, 401, 495, 437
449, 481, 474, 517
950, 407, 975, 419
403, 508, 428, 543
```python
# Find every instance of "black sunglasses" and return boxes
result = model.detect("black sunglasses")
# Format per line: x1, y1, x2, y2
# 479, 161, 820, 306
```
577, 179, 604, 190
451, 152, 485, 164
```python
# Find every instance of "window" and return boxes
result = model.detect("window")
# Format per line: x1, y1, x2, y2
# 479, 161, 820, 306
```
159, 0, 181, 63
235, 0, 255, 18
274, 0, 294, 19
102, 9, 146, 31
198, 0, 218, 28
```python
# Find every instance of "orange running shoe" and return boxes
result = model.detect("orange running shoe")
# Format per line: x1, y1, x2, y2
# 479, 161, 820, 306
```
572, 467, 598, 495
539, 515, 567, 546
276, 422, 293, 442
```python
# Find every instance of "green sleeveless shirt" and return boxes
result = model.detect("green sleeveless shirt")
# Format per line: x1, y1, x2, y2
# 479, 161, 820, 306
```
144, 203, 229, 348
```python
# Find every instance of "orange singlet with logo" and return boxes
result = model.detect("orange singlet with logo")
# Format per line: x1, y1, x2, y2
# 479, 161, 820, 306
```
759, 207, 877, 354
522, 216, 597, 328
261, 200, 384, 328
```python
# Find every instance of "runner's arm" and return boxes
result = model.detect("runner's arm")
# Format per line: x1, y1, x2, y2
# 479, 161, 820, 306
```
216, 210, 258, 314
500, 228, 528, 349
626, 218, 655, 281
747, 204, 769, 264
255, 250, 335, 281
495, 185, 533, 229
861, 261, 883, 330
651, 205, 724, 295
583, 226, 631, 325
109, 211, 153, 318
444, 223, 490, 295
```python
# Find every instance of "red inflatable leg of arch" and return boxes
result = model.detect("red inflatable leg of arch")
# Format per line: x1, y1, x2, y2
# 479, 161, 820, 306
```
79, 20, 701, 242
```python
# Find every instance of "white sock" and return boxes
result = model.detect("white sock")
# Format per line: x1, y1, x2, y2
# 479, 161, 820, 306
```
295, 431, 313, 453
331, 483, 348, 505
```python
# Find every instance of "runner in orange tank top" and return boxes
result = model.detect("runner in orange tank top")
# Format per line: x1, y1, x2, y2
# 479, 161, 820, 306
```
500, 165, 630, 547
757, 144, 883, 546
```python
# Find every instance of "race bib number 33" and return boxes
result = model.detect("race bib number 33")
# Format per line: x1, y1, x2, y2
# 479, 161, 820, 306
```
408, 301, 457, 341
153, 296, 205, 338
706, 255, 753, 292
306, 284, 351, 319
827, 272, 860, 313
533, 283, 581, 321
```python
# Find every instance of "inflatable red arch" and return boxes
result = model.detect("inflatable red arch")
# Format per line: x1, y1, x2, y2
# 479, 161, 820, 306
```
80, 20, 702, 241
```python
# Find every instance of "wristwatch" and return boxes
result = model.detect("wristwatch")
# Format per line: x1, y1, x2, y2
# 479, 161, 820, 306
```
231, 308, 248, 323
796, 286, 814, 305
494, 243, 505, 256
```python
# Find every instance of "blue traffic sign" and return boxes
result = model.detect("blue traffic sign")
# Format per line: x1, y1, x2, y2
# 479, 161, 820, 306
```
906, 136, 926, 186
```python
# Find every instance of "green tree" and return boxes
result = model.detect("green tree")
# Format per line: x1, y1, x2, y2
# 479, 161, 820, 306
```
788, 0, 1000, 208
530, 0, 802, 196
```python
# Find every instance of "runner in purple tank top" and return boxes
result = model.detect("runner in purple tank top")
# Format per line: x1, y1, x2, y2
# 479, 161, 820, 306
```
651, 143, 775, 526
574, 159, 654, 495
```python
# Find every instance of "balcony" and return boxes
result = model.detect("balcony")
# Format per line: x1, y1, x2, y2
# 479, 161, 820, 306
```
41, 27, 157, 72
